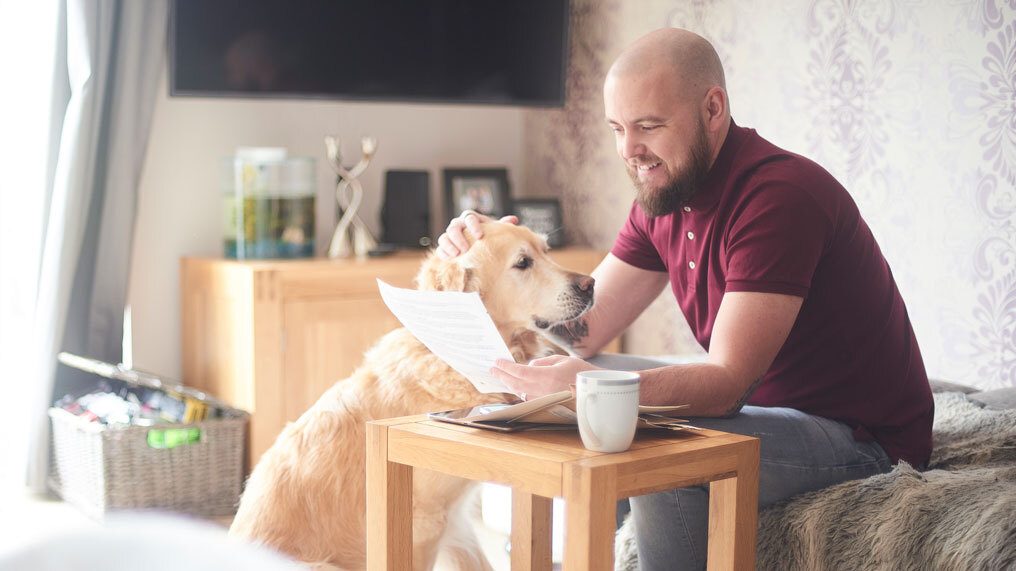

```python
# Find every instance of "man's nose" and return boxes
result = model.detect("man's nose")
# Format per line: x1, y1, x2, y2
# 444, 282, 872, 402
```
619, 134, 644, 160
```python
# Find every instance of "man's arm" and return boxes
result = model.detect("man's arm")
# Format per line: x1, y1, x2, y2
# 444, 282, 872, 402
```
638, 291, 803, 416
491, 291, 801, 404
549, 253, 670, 358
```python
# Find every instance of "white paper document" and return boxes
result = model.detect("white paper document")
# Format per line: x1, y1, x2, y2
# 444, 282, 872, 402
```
377, 279, 516, 394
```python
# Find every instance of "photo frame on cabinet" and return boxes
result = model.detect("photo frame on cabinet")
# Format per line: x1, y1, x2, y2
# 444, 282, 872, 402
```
512, 198, 564, 248
443, 168, 510, 224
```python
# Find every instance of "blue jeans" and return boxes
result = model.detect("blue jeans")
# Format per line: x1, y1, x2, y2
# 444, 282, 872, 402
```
587, 354, 893, 571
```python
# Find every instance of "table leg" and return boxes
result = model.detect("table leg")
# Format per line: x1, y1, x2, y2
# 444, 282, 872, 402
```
366, 422, 413, 570
562, 464, 616, 571
706, 443, 760, 571
511, 490, 553, 570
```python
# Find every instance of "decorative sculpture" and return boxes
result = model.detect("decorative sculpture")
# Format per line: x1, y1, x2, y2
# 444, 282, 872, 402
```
324, 135, 378, 257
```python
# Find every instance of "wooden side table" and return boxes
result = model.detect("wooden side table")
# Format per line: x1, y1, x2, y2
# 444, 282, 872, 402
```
366, 416, 760, 570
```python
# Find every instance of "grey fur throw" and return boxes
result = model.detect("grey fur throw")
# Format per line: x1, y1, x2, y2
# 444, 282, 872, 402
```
614, 392, 1016, 570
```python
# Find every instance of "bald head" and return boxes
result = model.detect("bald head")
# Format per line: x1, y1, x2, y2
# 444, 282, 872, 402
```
608, 28, 726, 104
603, 29, 731, 217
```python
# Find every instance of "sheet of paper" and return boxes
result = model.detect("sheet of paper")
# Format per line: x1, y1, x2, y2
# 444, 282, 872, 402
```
462, 391, 690, 425
377, 279, 515, 394
462, 390, 573, 422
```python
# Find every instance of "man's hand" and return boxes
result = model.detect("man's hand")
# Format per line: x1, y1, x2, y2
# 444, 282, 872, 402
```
491, 354, 601, 400
435, 210, 518, 259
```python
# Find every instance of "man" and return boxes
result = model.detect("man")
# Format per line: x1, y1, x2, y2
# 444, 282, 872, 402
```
437, 28, 932, 570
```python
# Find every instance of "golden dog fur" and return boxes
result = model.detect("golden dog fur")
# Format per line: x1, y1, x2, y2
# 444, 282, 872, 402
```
228, 221, 595, 570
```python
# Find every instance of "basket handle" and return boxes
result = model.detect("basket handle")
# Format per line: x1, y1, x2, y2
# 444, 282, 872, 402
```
147, 428, 202, 449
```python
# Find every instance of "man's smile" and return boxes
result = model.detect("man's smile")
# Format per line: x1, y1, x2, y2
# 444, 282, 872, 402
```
632, 160, 664, 182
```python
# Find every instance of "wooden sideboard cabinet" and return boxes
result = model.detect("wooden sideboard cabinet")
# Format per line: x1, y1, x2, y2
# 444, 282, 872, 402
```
180, 249, 615, 471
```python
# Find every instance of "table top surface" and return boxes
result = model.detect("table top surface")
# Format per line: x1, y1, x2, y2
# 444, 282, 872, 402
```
376, 414, 755, 467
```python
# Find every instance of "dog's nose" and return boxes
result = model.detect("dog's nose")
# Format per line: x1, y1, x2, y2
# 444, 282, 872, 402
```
574, 275, 595, 292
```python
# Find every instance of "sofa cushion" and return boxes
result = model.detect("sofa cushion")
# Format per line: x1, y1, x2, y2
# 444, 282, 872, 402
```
928, 378, 978, 394
967, 387, 1016, 410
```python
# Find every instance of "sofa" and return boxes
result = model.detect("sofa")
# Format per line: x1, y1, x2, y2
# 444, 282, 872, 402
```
614, 380, 1016, 570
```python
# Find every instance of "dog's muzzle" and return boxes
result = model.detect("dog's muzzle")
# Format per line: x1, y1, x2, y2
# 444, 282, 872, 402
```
533, 275, 596, 329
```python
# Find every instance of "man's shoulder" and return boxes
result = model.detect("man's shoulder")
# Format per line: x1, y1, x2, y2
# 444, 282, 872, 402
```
718, 135, 855, 232
731, 136, 849, 210
735, 128, 841, 186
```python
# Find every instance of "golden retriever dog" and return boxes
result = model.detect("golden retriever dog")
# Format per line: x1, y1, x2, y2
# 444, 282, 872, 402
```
228, 220, 595, 570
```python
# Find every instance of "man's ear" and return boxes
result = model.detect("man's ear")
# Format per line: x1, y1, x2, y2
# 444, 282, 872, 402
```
702, 86, 727, 129
416, 256, 479, 292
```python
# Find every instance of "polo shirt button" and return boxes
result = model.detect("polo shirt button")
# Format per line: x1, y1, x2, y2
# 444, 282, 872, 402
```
688, 261, 696, 269
686, 231, 694, 240
683, 206, 692, 212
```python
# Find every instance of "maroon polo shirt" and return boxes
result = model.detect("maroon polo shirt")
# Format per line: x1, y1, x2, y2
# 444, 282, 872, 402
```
611, 120, 933, 466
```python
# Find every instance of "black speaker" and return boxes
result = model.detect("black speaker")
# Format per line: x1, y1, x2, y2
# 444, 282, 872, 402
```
381, 170, 431, 248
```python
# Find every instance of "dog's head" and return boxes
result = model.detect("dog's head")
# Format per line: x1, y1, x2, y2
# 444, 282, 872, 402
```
416, 221, 595, 336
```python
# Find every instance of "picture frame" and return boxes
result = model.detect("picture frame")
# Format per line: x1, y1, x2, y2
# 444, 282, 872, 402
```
443, 168, 510, 224
512, 198, 565, 248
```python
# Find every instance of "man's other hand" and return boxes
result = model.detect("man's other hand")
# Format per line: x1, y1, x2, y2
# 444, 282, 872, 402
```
491, 354, 600, 399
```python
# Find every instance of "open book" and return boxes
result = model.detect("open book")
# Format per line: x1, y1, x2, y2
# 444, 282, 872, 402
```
429, 389, 698, 432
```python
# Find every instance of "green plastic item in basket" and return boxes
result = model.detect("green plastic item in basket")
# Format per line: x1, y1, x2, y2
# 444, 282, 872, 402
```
147, 427, 202, 449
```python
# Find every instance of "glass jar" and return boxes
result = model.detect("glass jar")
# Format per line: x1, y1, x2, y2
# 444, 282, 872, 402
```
222, 148, 315, 259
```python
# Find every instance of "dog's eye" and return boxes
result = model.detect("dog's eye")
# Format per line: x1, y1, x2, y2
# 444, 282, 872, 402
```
514, 256, 533, 270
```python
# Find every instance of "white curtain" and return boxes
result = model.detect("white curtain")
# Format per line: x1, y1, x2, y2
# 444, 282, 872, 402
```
0, 0, 167, 493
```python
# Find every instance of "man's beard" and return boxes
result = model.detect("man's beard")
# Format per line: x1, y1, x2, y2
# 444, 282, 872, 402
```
628, 120, 712, 217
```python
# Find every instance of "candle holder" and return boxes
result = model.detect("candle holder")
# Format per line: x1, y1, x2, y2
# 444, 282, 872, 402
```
324, 135, 378, 257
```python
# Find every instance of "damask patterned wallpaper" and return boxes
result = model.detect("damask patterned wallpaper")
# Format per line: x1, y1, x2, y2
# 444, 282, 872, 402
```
523, 0, 1016, 390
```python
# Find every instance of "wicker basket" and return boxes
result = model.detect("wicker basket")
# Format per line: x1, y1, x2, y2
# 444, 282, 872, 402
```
48, 353, 249, 520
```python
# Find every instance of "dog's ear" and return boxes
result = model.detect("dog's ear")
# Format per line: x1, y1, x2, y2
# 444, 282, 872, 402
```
416, 255, 479, 292
415, 223, 485, 291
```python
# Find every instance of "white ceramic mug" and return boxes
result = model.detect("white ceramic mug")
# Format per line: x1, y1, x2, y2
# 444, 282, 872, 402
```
575, 370, 640, 453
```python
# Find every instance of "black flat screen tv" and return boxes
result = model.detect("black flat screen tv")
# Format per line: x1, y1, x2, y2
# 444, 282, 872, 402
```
170, 0, 569, 107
